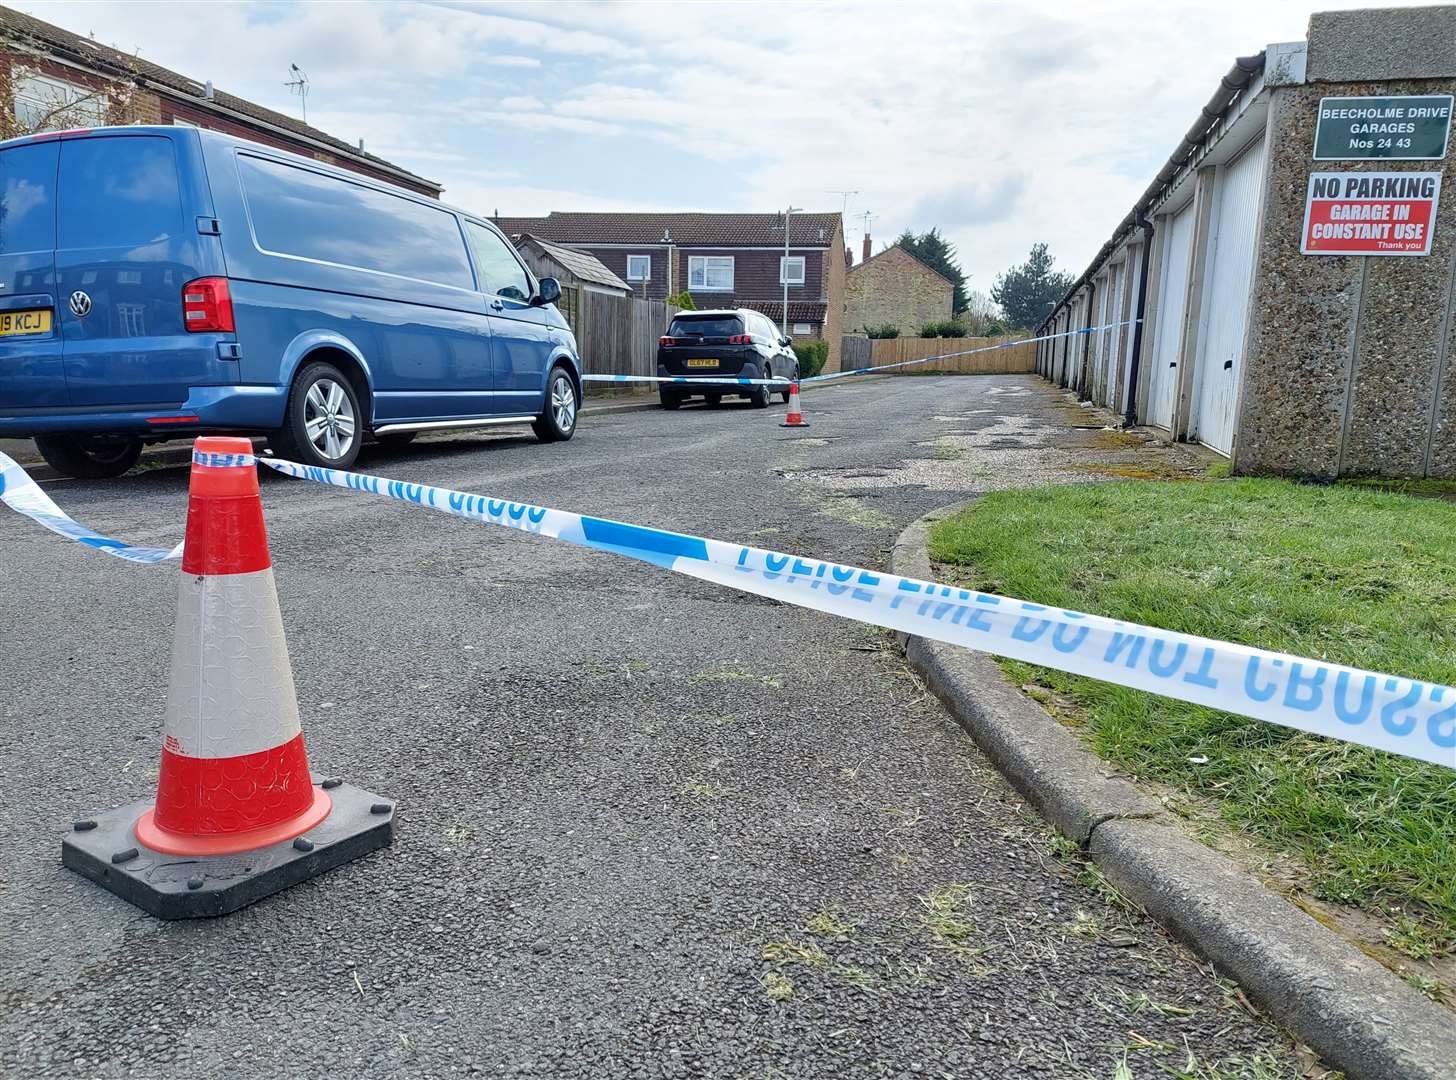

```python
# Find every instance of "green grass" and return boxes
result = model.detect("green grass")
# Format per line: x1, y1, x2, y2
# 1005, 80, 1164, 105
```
929, 478, 1456, 941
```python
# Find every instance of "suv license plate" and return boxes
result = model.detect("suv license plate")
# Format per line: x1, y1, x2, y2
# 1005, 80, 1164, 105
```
0, 309, 52, 336
685, 358, 718, 368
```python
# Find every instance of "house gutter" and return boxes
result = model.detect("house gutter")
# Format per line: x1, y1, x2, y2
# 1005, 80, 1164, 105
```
0, 33, 442, 195
1036, 51, 1265, 353
141, 79, 444, 194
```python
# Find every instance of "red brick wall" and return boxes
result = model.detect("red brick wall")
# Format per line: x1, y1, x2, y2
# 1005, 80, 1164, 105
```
578, 244, 829, 305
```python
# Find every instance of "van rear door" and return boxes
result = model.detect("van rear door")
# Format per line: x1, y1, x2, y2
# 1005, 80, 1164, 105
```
0, 139, 65, 410
55, 131, 230, 407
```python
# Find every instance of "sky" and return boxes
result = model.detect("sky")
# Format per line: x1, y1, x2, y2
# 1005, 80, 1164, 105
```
22, 0, 1416, 298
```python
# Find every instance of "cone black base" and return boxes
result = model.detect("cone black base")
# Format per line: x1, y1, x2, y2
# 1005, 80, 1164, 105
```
780, 420, 811, 427
62, 777, 393, 920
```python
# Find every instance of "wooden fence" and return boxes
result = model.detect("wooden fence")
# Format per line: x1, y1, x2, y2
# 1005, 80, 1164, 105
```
559, 285, 678, 391
841, 335, 873, 371
842, 334, 1035, 375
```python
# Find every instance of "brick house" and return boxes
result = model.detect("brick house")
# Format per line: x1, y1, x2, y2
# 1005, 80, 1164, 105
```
0, 5, 440, 198
844, 238, 953, 336
491, 212, 847, 370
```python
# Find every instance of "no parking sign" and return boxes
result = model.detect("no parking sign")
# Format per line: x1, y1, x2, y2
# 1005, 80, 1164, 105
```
1301, 171, 1441, 256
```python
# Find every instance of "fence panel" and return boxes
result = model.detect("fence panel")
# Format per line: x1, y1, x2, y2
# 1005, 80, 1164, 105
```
859, 335, 1035, 374
840, 335, 873, 371
561, 290, 678, 389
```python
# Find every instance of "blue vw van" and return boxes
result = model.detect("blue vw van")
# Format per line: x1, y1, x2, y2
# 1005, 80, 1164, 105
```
0, 126, 581, 477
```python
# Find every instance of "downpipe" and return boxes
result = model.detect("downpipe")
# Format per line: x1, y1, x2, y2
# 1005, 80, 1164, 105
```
1123, 212, 1155, 426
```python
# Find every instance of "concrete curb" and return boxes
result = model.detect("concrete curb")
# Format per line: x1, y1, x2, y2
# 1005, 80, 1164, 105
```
891, 501, 1456, 1080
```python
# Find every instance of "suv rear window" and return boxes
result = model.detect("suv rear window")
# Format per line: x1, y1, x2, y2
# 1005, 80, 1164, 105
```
0, 142, 56, 255
668, 316, 743, 338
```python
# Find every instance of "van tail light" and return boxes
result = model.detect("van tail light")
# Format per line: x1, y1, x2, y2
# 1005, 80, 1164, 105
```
659, 335, 676, 346
181, 277, 234, 333
728, 334, 752, 344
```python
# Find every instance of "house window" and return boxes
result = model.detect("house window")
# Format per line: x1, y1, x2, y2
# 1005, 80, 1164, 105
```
780, 256, 805, 285
792, 322, 813, 335
688, 255, 734, 291
14, 74, 108, 132
626, 254, 651, 281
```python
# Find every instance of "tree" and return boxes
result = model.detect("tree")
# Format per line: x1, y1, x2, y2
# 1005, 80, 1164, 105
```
990, 243, 1075, 331
894, 228, 969, 314
0, 44, 144, 142
959, 289, 1007, 337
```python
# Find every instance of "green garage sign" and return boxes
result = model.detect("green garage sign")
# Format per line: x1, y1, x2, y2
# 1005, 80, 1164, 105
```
1314, 95, 1452, 160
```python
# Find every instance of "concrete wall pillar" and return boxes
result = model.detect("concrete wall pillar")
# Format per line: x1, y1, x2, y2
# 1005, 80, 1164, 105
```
1233, 6, 1456, 478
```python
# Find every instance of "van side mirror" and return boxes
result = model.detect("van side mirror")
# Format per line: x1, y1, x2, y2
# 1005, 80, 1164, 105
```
533, 277, 561, 306
780, 337, 791, 347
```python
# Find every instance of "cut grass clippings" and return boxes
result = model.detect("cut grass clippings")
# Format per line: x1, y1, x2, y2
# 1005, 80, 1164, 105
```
928, 478, 1456, 943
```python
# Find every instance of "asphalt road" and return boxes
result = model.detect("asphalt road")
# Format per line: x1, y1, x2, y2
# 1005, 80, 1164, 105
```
1, 376, 1297, 1079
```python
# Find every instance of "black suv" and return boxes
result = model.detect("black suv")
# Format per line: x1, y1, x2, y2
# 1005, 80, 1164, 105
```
656, 309, 799, 409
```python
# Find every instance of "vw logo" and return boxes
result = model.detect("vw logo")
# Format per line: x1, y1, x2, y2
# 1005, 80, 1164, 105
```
68, 291, 92, 317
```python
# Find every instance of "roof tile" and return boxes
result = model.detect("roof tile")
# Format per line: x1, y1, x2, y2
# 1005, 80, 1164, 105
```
0, 4, 439, 191
492, 211, 842, 248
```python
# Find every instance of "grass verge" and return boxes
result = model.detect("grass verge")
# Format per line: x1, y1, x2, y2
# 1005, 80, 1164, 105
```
928, 477, 1456, 944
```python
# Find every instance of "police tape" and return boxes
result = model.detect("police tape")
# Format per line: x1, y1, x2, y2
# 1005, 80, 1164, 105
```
581, 372, 791, 387
0, 450, 182, 564
254, 454, 1452, 770
577, 319, 1138, 389
4, 445, 1449, 769
806, 318, 1138, 384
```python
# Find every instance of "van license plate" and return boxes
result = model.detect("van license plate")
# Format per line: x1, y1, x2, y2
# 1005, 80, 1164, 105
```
0, 309, 51, 336
685, 358, 718, 368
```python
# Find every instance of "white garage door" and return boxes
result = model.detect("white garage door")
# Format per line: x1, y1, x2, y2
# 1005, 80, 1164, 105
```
1191, 139, 1266, 454
1099, 264, 1125, 406
1147, 202, 1195, 429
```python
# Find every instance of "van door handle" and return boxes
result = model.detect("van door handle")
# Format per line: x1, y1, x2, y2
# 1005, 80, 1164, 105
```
490, 299, 504, 311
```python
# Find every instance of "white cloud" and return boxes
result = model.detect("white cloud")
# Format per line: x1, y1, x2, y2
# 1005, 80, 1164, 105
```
25, 0, 1422, 290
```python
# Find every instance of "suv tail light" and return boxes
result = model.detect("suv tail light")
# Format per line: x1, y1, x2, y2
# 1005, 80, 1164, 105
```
659, 335, 676, 346
181, 277, 235, 333
728, 334, 751, 344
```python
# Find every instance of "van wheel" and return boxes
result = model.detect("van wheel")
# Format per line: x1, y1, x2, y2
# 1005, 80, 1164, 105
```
271, 360, 362, 468
33, 434, 143, 479
533, 365, 578, 442
659, 388, 682, 410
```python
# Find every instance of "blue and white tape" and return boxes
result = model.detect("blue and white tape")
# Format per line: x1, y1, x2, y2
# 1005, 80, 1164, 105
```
805, 319, 1139, 384
577, 319, 1138, 388
257, 456, 1454, 770
0, 451, 182, 564
5, 446, 1450, 768
581, 372, 790, 387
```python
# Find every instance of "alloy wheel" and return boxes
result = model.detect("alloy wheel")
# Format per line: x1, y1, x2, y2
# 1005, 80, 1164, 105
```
303, 377, 356, 460
551, 374, 576, 433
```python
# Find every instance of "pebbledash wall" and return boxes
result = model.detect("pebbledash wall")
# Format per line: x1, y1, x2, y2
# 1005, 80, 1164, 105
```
1037, 6, 1456, 479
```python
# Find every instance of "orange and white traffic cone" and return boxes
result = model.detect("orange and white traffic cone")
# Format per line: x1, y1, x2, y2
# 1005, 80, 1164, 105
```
780, 382, 810, 428
63, 436, 393, 919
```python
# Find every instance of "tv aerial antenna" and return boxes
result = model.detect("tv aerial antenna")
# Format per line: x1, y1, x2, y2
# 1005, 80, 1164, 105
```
826, 189, 859, 217
285, 63, 310, 124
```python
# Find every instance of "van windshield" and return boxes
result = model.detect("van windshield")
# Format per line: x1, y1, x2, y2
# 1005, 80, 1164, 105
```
668, 316, 741, 338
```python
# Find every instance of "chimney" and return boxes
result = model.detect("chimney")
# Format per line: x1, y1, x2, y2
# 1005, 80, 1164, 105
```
204, 79, 214, 101
862, 232, 872, 264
